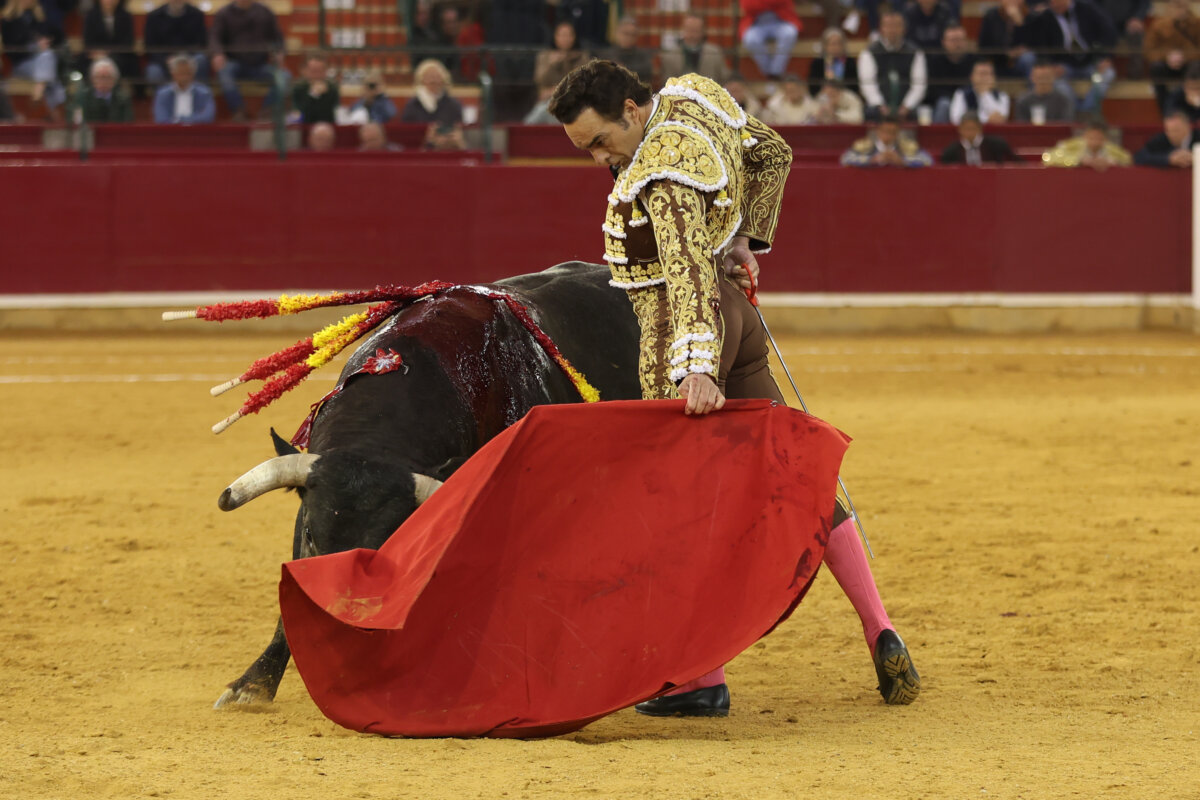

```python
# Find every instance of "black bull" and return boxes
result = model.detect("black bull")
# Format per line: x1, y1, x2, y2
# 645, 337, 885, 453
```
215, 262, 646, 706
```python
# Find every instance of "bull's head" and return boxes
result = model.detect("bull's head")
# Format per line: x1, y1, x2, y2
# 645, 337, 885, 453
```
219, 431, 444, 557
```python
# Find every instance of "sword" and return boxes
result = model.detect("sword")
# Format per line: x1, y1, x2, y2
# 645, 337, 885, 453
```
740, 266, 875, 559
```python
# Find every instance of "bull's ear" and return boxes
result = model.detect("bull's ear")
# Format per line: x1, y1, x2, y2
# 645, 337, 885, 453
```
431, 456, 469, 481
270, 428, 301, 457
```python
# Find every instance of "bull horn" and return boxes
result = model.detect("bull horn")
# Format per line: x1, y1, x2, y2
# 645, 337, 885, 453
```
219, 454, 320, 512
413, 474, 443, 505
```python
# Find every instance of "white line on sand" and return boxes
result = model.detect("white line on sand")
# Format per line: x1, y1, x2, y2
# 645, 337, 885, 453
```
0, 374, 339, 384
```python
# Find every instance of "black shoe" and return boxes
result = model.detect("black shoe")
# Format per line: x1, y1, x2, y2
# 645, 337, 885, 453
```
873, 629, 921, 705
635, 684, 730, 717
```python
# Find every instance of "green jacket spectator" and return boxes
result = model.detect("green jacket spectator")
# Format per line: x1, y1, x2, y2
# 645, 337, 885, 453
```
79, 58, 133, 122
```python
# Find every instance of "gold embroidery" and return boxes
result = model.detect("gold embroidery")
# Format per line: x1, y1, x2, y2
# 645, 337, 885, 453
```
603, 232, 627, 264
614, 122, 727, 204
645, 182, 723, 383
737, 113, 791, 250
660, 74, 748, 128
609, 260, 665, 286
628, 285, 678, 399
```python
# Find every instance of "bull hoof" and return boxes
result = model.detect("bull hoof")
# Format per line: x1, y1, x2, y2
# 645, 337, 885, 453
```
213, 683, 275, 709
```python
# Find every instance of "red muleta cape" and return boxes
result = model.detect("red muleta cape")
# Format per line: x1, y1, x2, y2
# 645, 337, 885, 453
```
279, 399, 849, 738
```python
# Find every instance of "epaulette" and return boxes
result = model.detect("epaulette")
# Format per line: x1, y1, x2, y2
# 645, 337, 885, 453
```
658, 73, 748, 130
851, 137, 875, 154
611, 121, 727, 204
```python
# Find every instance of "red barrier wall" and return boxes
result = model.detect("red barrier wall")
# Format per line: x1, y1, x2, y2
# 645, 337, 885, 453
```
0, 162, 1190, 294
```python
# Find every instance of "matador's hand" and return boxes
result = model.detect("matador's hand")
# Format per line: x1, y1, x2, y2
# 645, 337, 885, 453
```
723, 235, 759, 292
679, 373, 726, 416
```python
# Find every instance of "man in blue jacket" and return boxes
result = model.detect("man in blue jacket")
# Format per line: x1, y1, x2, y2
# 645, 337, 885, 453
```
153, 54, 215, 124
1134, 110, 1198, 168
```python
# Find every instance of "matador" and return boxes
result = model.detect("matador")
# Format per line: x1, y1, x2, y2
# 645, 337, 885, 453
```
549, 61, 920, 716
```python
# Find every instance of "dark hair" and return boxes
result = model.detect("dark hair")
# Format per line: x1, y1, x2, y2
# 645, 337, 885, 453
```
548, 59, 652, 124
1032, 58, 1055, 70
1084, 119, 1109, 134
878, 112, 901, 125
1165, 109, 1191, 124
959, 111, 981, 125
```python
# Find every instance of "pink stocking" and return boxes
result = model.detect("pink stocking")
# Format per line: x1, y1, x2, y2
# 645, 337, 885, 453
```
665, 666, 726, 695
823, 518, 893, 653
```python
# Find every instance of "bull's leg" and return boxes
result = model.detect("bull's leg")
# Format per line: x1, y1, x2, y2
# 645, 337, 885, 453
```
213, 618, 292, 707
215, 497, 305, 708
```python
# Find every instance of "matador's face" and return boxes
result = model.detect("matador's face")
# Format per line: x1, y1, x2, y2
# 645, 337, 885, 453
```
563, 100, 646, 170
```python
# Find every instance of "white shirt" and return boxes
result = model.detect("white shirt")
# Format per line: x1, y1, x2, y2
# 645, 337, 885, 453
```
949, 88, 1011, 125
961, 134, 984, 165
857, 44, 927, 111
173, 83, 194, 120
1055, 7, 1087, 50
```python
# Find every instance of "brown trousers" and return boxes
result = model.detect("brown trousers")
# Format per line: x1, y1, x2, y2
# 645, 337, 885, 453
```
629, 275, 784, 403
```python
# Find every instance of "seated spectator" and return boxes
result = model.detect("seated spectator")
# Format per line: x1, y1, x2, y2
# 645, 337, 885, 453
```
0, 82, 17, 121
903, 0, 957, 53
308, 121, 335, 151
1165, 62, 1200, 123
841, 114, 932, 166
153, 52, 215, 123
349, 70, 397, 123
1134, 110, 1197, 167
724, 75, 763, 117
401, 58, 466, 150
407, 0, 439, 68
554, 0, 609, 49
210, 0, 286, 121
535, 21, 589, 99
1021, 0, 1118, 115
1146, 0, 1200, 112
143, 0, 209, 86
807, 28, 859, 99
358, 121, 400, 151
797, 79, 865, 124
1097, 0, 1147, 78
0, 0, 66, 118
979, 0, 1033, 77
940, 111, 1019, 164
740, 0, 801, 81
488, 0, 546, 122
950, 60, 1010, 124
858, 11, 927, 122
291, 53, 339, 124
79, 57, 133, 122
433, 5, 463, 79
762, 74, 810, 124
661, 13, 731, 84
599, 15, 654, 84
926, 24, 975, 122
1013, 59, 1076, 122
1042, 119, 1132, 167
80, 0, 139, 91
523, 96, 556, 124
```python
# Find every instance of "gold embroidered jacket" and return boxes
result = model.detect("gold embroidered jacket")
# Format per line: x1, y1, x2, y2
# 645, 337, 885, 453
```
602, 74, 792, 387
1041, 137, 1132, 168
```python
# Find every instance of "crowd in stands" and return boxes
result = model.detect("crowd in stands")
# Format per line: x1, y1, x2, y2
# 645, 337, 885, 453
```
1, 0, 1199, 166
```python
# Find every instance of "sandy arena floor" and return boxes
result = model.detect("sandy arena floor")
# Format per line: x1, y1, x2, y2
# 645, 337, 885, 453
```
1, 330, 1198, 800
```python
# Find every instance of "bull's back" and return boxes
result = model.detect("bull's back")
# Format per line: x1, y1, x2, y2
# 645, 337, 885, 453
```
494, 262, 641, 402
